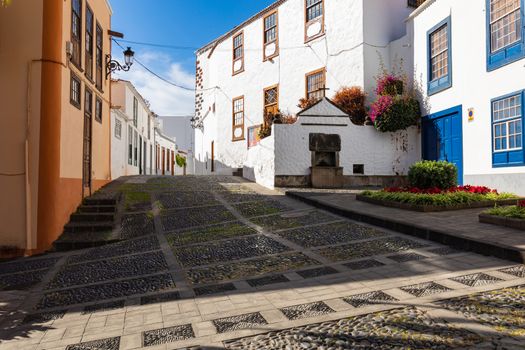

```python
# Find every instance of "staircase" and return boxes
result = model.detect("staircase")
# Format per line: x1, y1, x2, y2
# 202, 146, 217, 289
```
53, 195, 121, 251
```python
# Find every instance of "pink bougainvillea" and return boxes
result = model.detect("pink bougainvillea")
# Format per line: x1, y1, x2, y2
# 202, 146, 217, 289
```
369, 95, 393, 122
375, 75, 404, 96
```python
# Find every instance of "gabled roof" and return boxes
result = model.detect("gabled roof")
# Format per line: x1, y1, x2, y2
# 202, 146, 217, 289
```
297, 97, 349, 117
196, 0, 288, 56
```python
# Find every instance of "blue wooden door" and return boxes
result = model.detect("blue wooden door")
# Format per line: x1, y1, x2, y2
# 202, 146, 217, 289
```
422, 106, 463, 185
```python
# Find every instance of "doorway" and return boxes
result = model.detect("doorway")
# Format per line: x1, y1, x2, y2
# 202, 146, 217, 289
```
211, 141, 215, 173
82, 89, 93, 197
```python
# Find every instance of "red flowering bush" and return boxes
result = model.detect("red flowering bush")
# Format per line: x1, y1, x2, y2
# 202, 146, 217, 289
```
518, 200, 525, 208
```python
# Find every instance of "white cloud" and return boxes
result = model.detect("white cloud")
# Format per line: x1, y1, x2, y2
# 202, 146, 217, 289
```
114, 51, 195, 116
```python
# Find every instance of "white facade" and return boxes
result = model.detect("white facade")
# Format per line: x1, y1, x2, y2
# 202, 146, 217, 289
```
155, 120, 180, 176
193, 0, 415, 178
111, 80, 156, 179
408, 0, 525, 195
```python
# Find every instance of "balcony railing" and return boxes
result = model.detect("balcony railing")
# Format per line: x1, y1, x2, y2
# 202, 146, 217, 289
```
408, 0, 426, 8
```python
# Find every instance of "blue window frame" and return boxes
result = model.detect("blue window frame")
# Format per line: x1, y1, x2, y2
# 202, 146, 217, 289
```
492, 90, 525, 167
486, 0, 525, 71
427, 16, 452, 95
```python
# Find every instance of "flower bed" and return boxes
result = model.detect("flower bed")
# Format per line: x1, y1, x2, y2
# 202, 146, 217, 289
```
358, 186, 519, 212
479, 203, 525, 230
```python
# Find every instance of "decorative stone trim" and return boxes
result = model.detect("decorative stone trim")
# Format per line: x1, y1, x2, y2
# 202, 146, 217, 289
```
479, 214, 525, 231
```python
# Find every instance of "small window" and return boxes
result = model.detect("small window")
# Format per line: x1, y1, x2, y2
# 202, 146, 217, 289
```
95, 97, 103, 123
96, 23, 103, 90
85, 6, 94, 79
492, 91, 524, 167
353, 164, 365, 174
487, 0, 524, 70
248, 125, 262, 148
70, 73, 81, 109
263, 11, 279, 60
128, 126, 133, 165
428, 17, 452, 95
115, 119, 122, 139
232, 32, 244, 75
232, 96, 245, 141
147, 115, 151, 140
71, 0, 82, 67
133, 97, 138, 127
306, 69, 326, 101
264, 85, 279, 124
305, 0, 324, 42
85, 89, 93, 115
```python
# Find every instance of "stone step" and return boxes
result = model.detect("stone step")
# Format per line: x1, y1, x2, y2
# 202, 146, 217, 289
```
70, 212, 115, 223
78, 205, 116, 213
53, 234, 121, 252
63, 221, 114, 233
83, 198, 117, 206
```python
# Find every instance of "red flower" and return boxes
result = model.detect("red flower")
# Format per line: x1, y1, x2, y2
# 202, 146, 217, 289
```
381, 185, 498, 195
518, 200, 525, 208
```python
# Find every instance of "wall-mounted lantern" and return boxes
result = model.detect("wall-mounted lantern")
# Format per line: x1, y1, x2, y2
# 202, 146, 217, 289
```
106, 47, 135, 78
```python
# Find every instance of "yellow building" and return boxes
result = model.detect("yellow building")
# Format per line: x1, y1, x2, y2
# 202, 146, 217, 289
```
0, 0, 113, 256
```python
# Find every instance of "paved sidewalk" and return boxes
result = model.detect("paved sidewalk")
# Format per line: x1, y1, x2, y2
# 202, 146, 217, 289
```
0, 176, 524, 350
287, 191, 525, 263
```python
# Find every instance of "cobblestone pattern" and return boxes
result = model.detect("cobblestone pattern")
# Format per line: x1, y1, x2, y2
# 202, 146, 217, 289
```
82, 300, 125, 314
223, 307, 485, 349
316, 237, 429, 262
161, 205, 236, 231
66, 337, 120, 350
400, 282, 452, 298
193, 283, 237, 296
247, 274, 290, 287
121, 213, 156, 238
232, 200, 292, 218
280, 301, 335, 320
278, 222, 388, 248
0, 270, 47, 291
213, 312, 268, 333
166, 222, 256, 246
173, 236, 291, 267
187, 253, 320, 285
343, 259, 385, 270
141, 292, 181, 305
37, 273, 175, 309
440, 285, 525, 337
47, 251, 168, 289
68, 236, 160, 264
159, 191, 218, 209
499, 265, 525, 278
451, 273, 503, 287
250, 211, 338, 231
343, 291, 397, 308
386, 252, 428, 263
296, 266, 339, 279
143, 324, 195, 347
221, 193, 266, 204
0, 257, 59, 275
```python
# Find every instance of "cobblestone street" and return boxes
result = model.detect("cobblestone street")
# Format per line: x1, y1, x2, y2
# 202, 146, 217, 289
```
1, 176, 524, 349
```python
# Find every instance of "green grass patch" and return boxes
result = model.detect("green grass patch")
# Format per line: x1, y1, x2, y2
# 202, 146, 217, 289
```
484, 206, 525, 220
166, 223, 256, 246
124, 191, 151, 210
361, 190, 517, 206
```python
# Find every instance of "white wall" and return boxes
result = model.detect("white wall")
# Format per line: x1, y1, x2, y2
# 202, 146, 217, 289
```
111, 110, 127, 179
273, 116, 420, 177
410, 0, 525, 195
194, 0, 414, 176
244, 135, 276, 189
155, 130, 177, 175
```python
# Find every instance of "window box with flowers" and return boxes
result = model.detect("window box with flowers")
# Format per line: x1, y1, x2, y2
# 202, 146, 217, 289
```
480, 200, 525, 230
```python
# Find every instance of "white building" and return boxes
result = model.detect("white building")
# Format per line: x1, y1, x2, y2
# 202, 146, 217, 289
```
155, 119, 180, 176
409, 0, 525, 195
193, 0, 421, 187
111, 80, 178, 178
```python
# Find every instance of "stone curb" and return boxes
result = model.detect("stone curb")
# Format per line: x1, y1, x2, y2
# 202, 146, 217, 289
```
286, 191, 525, 263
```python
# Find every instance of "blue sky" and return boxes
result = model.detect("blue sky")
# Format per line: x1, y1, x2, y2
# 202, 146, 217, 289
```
110, 0, 276, 116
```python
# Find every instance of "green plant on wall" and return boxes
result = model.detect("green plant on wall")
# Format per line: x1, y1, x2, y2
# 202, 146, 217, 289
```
175, 154, 186, 168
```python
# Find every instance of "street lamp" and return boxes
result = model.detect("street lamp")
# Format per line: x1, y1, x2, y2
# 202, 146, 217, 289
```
106, 47, 135, 78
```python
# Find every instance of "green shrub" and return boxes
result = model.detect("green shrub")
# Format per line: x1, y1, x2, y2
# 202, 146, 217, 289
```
408, 161, 458, 190
485, 206, 525, 219
361, 190, 516, 206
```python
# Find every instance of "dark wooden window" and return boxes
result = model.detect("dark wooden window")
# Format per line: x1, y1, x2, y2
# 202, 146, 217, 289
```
95, 96, 102, 123
263, 11, 279, 60
232, 32, 244, 75
133, 97, 138, 127
134, 130, 138, 166
96, 22, 103, 90
306, 68, 326, 101
85, 6, 94, 79
128, 126, 133, 165
264, 85, 279, 123
232, 96, 245, 141
71, 0, 82, 67
70, 73, 81, 109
